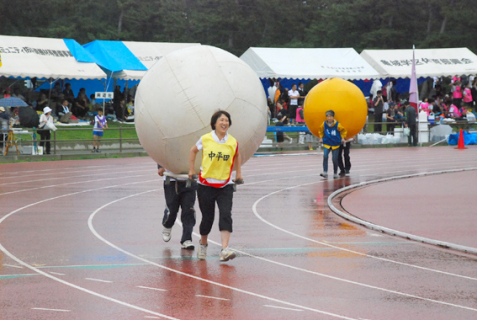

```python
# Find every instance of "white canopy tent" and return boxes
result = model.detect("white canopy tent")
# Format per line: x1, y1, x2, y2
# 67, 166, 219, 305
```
114, 41, 200, 80
240, 47, 380, 80
360, 48, 477, 78
0, 35, 106, 80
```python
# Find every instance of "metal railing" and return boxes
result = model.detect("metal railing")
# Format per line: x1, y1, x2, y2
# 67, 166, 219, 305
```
4, 125, 141, 156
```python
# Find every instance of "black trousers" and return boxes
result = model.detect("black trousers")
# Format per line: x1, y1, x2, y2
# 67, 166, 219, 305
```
387, 119, 396, 133
197, 184, 234, 235
374, 113, 382, 133
338, 142, 351, 173
38, 129, 51, 154
408, 124, 418, 146
162, 180, 197, 244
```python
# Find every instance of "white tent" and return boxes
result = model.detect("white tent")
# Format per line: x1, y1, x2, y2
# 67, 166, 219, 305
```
0, 35, 106, 80
115, 41, 201, 80
239, 47, 380, 80
360, 48, 477, 78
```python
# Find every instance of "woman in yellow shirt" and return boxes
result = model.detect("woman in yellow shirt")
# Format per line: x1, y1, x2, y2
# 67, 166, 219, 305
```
189, 110, 243, 262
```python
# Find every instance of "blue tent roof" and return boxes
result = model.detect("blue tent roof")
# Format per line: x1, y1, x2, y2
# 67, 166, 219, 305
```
63, 39, 98, 63
83, 40, 147, 73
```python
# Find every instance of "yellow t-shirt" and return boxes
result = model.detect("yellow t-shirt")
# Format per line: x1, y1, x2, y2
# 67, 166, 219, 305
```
199, 132, 238, 187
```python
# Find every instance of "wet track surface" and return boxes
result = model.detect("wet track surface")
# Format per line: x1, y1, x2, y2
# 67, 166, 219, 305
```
1, 147, 477, 320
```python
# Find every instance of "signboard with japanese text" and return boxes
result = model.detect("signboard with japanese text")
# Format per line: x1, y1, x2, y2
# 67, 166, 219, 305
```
95, 92, 114, 99
361, 48, 477, 78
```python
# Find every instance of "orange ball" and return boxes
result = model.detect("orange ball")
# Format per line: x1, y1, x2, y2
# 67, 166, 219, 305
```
304, 78, 367, 138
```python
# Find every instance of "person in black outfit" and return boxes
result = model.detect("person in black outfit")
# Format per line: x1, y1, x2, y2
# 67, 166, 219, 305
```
404, 102, 418, 147
297, 82, 307, 107
373, 90, 384, 133
338, 138, 352, 176
113, 85, 124, 120
63, 83, 75, 103
158, 164, 196, 250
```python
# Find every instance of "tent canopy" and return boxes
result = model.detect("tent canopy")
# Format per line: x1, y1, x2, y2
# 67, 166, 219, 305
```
82, 40, 200, 80
240, 47, 380, 80
360, 48, 477, 78
82, 40, 147, 74
0, 35, 106, 80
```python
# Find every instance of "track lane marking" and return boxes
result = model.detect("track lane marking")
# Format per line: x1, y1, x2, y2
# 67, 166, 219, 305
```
138, 286, 167, 292
196, 294, 229, 301
88, 190, 359, 320
251, 179, 477, 282
0, 180, 180, 320
263, 305, 303, 312
85, 278, 113, 283
32, 307, 71, 312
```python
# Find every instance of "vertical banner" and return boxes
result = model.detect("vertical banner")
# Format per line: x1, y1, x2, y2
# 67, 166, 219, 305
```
409, 45, 419, 112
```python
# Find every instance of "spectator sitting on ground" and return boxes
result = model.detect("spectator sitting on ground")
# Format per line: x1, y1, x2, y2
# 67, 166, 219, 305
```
36, 93, 49, 112
63, 83, 75, 103
89, 94, 96, 111
3, 87, 12, 98
51, 82, 62, 103
12, 87, 26, 101
73, 94, 88, 119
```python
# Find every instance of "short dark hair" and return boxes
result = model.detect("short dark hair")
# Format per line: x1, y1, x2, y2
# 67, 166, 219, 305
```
377, 90, 382, 94
325, 110, 335, 117
210, 110, 232, 130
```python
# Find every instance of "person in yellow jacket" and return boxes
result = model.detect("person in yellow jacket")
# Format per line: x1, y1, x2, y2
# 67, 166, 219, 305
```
317, 110, 347, 179
189, 110, 242, 262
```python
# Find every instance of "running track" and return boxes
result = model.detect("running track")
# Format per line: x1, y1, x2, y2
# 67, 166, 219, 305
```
0, 147, 476, 320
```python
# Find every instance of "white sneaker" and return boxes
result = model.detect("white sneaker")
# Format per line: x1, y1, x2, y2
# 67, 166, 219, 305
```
320, 173, 328, 178
219, 248, 236, 262
181, 240, 195, 250
197, 242, 208, 260
333, 174, 339, 179
162, 227, 172, 242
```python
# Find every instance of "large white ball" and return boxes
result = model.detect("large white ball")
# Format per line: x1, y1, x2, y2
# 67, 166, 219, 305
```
135, 45, 267, 174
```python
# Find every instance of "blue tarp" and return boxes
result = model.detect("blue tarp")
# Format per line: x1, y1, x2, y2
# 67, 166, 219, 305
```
83, 40, 147, 73
63, 39, 98, 63
35, 78, 139, 101
267, 126, 310, 132
261, 77, 429, 99
448, 131, 477, 145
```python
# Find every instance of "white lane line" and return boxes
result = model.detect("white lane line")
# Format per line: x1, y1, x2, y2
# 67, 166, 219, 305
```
49, 271, 65, 276
251, 179, 477, 282
0, 180, 180, 320
0, 168, 152, 186
0, 173, 151, 197
32, 307, 71, 312
138, 286, 167, 292
85, 278, 113, 283
88, 192, 359, 320
91, 171, 477, 314
196, 294, 230, 301
264, 305, 303, 312
3, 263, 23, 269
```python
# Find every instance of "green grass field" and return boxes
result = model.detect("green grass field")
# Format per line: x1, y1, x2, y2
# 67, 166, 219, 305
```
53, 122, 138, 140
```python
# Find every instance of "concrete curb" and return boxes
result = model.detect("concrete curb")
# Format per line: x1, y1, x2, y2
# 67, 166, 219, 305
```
327, 168, 477, 255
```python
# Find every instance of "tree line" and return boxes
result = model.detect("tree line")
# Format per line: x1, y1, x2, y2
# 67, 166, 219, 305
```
1, 0, 476, 57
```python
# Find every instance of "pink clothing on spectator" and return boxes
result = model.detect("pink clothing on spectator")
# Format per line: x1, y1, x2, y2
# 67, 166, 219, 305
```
463, 88, 473, 102
449, 105, 462, 117
453, 86, 462, 99
296, 107, 305, 123
452, 76, 461, 83
420, 102, 430, 115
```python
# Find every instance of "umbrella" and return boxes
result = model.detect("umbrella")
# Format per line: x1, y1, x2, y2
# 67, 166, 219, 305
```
0, 97, 28, 107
